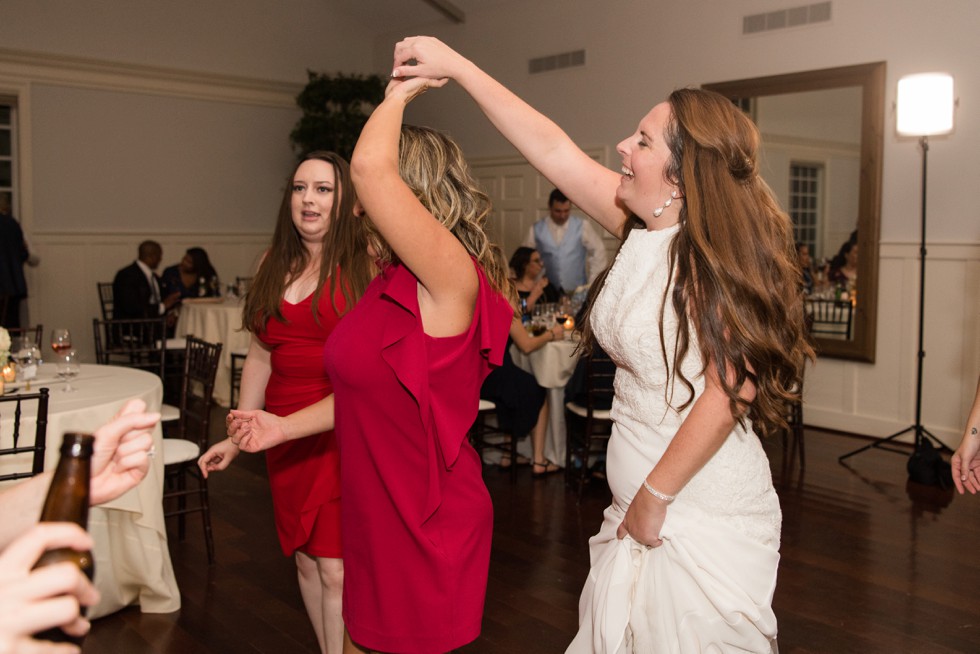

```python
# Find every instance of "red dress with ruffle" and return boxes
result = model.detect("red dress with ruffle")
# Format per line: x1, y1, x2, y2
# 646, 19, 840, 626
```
259, 287, 345, 558
323, 260, 511, 654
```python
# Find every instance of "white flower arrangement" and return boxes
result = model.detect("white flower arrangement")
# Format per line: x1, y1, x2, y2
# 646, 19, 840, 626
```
0, 326, 10, 366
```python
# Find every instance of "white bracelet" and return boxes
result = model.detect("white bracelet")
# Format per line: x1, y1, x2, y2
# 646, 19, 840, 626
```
642, 480, 675, 504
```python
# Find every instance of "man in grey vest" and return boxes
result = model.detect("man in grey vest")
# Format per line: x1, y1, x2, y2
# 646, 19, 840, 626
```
522, 189, 607, 294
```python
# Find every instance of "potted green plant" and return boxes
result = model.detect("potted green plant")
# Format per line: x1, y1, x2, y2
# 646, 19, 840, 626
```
290, 70, 386, 161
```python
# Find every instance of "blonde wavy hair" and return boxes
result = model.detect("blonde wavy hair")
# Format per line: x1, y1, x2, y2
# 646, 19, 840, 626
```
366, 124, 509, 296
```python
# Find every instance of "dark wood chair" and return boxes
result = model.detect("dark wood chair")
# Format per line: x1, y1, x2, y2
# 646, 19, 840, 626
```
469, 398, 520, 481
162, 336, 222, 564
97, 282, 114, 320
781, 380, 805, 470
94, 316, 185, 422
6, 324, 43, 349
0, 388, 50, 482
229, 349, 247, 408
564, 349, 616, 497
93, 316, 167, 379
805, 297, 853, 340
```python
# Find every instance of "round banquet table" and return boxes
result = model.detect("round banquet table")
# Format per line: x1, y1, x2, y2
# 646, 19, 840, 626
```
176, 296, 250, 407
0, 363, 180, 619
509, 337, 581, 467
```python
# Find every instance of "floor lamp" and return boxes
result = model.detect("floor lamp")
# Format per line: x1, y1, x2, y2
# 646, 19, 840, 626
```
840, 72, 956, 463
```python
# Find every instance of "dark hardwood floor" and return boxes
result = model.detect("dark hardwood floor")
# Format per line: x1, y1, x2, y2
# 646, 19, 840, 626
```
83, 424, 980, 653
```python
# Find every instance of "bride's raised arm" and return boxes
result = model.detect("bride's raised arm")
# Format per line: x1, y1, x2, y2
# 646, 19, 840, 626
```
393, 36, 629, 238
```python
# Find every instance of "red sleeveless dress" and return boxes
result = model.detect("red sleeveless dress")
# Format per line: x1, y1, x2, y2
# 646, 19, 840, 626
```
259, 286, 345, 558
324, 260, 511, 654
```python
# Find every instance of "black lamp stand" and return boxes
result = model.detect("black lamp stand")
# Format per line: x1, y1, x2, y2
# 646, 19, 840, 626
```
839, 135, 950, 462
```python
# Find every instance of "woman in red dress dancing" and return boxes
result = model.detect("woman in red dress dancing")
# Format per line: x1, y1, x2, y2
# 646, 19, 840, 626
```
198, 151, 373, 653
322, 79, 512, 653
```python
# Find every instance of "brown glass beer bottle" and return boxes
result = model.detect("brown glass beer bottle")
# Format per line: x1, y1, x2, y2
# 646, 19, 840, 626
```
33, 432, 95, 645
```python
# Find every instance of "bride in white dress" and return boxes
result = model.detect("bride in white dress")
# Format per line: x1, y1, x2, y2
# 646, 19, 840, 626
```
391, 38, 812, 653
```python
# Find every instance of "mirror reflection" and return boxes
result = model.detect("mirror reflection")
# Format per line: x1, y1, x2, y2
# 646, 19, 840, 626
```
704, 62, 884, 362
753, 87, 862, 340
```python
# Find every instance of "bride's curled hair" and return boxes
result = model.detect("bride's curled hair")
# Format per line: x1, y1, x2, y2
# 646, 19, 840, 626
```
584, 88, 813, 434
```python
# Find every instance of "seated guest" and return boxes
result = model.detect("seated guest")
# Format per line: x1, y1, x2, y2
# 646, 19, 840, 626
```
796, 242, 815, 295
112, 240, 181, 320
481, 290, 565, 476
829, 240, 858, 290
161, 247, 220, 299
510, 246, 560, 312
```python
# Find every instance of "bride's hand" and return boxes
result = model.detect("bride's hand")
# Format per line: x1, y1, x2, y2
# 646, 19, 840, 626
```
616, 484, 668, 548
391, 36, 466, 82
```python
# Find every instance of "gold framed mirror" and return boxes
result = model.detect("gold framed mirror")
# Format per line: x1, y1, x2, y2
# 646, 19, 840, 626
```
704, 62, 885, 362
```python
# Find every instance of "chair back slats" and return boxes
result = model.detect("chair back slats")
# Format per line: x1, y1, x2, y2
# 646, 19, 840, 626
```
584, 350, 616, 414
163, 336, 222, 564
93, 317, 168, 382
564, 347, 616, 496
805, 298, 853, 339
0, 387, 50, 482
97, 282, 114, 320
179, 336, 223, 450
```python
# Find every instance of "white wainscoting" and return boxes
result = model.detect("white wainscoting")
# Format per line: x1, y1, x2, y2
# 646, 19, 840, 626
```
805, 241, 980, 447
22, 235, 978, 450
23, 232, 271, 364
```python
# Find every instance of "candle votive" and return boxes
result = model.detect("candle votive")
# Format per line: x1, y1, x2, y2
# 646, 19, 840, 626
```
1, 363, 14, 383
563, 316, 575, 331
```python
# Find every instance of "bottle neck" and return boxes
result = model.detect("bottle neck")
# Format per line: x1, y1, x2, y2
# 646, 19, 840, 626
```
38, 433, 93, 529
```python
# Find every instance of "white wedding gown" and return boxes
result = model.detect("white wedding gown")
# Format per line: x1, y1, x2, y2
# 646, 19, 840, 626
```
566, 224, 781, 654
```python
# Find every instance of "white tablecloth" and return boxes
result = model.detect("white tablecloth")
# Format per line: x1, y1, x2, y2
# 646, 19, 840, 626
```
176, 297, 250, 407
0, 363, 180, 618
510, 338, 581, 467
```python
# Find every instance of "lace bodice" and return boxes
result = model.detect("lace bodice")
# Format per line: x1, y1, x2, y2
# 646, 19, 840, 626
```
591, 223, 780, 547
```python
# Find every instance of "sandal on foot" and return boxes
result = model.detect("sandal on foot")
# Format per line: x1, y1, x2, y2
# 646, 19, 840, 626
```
532, 460, 561, 478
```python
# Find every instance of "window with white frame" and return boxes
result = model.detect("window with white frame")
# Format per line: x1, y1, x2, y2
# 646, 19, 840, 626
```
788, 162, 822, 254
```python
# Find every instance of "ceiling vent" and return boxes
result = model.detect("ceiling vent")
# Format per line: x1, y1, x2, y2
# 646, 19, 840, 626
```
743, 1, 831, 34
529, 49, 586, 74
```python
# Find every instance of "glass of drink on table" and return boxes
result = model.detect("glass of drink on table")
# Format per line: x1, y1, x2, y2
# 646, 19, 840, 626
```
51, 328, 72, 356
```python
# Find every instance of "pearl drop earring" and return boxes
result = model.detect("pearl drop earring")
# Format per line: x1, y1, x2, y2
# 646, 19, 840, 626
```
653, 190, 679, 218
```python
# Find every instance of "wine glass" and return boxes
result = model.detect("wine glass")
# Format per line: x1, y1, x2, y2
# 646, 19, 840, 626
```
11, 337, 40, 389
51, 328, 72, 356
56, 350, 80, 393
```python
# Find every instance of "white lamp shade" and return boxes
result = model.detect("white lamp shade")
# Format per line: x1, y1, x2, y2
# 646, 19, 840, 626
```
896, 73, 955, 136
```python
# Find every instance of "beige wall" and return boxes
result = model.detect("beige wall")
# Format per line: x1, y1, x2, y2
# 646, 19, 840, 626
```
373, 0, 980, 445
1, 0, 978, 445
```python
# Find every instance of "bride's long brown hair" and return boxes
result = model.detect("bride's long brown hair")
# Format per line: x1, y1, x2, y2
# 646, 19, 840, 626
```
582, 88, 813, 434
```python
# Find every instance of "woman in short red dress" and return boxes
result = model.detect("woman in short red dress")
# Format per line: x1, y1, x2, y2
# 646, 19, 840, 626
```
325, 80, 512, 653
198, 151, 373, 654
